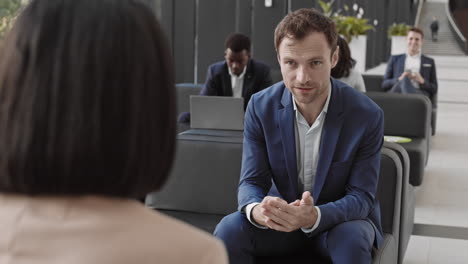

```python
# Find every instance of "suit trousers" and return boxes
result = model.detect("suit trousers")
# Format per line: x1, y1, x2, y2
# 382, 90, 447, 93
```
214, 211, 375, 264
390, 77, 429, 97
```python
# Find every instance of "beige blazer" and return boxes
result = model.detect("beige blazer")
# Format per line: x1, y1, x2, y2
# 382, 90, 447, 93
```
0, 194, 227, 264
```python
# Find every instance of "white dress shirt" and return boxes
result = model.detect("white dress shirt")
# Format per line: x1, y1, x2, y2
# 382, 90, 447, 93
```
245, 82, 332, 234
336, 67, 366, 92
405, 52, 421, 88
228, 66, 247, 98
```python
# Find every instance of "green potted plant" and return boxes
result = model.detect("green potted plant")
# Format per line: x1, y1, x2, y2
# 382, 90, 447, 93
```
333, 15, 374, 43
318, 0, 374, 43
388, 22, 410, 38
318, 0, 335, 18
0, 0, 22, 39
388, 23, 410, 55
318, 0, 374, 72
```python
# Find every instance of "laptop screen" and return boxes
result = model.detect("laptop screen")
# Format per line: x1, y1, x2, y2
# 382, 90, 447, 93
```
190, 96, 244, 131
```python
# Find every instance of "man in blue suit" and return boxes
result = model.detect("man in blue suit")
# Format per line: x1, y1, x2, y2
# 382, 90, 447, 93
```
382, 27, 437, 101
177, 33, 272, 123
214, 9, 384, 264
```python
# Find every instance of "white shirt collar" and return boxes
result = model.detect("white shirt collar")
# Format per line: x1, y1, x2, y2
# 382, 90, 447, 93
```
406, 52, 421, 59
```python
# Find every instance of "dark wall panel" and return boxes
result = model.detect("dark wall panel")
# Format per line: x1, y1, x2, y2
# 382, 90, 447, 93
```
173, 0, 195, 83
159, 0, 174, 49
289, 0, 318, 11
365, 0, 388, 69
251, 0, 288, 73
236, 0, 253, 35
160, 0, 419, 84
399, 1, 412, 25
197, 0, 237, 83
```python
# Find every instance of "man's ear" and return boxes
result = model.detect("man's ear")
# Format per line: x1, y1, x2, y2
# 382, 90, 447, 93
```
331, 46, 339, 68
277, 54, 281, 65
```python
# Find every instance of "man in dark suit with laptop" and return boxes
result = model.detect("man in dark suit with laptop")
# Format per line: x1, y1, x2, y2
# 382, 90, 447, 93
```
178, 33, 272, 123
382, 27, 438, 100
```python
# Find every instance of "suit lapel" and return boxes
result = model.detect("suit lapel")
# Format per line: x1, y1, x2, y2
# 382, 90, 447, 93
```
397, 54, 406, 76
419, 55, 429, 78
242, 60, 254, 98
222, 63, 233, 96
313, 81, 344, 199
278, 88, 299, 199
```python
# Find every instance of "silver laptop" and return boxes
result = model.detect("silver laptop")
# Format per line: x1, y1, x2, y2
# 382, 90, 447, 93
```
190, 96, 244, 130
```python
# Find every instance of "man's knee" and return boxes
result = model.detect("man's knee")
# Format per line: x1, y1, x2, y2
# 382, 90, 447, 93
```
214, 212, 251, 245
326, 220, 375, 253
214, 212, 257, 263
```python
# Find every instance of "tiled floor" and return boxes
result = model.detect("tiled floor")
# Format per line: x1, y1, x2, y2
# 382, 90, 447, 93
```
405, 80, 468, 262
404, 236, 468, 264
365, 54, 468, 263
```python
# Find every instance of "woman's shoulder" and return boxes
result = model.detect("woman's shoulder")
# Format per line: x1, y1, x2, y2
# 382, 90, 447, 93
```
349, 66, 362, 76
118, 203, 228, 263
0, 195, 228, 264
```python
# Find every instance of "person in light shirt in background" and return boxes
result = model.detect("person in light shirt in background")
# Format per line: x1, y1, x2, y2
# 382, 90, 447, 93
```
0, 1, 227, 263
382, 27, 438, 99
331, 36, 366, 92
178, 33, 272, 123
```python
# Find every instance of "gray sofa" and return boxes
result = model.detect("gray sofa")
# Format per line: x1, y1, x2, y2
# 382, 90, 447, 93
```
366, 92, 432, 186
146, 130, 405, 263
175, 83, 203, 133
175, 83, 203, 115
146, 130, 243, 228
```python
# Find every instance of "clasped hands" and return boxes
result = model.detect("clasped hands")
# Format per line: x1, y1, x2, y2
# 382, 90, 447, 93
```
398, 71, 425, 84
252, 191, 318, 232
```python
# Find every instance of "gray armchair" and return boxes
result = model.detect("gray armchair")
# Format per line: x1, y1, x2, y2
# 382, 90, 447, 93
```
363, 74, 437, 135
257, 147, 403, 264
363, 74, 385, 92
371, 147, 403, 264
366, 92, 431, 186
383, 142, 414, 264
146, 130, 404, 263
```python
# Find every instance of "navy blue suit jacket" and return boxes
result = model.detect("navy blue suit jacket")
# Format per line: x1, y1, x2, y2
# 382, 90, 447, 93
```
239, 79, 384, 247
201, 59, 272, 110
382, 54, 438, 98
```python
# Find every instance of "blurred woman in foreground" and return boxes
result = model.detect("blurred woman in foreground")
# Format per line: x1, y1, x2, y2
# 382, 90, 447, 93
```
0, 0, 227, 263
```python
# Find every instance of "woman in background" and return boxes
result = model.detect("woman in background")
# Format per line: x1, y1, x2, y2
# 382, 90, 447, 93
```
0, 0, 227, 263
331, 36, 366, 92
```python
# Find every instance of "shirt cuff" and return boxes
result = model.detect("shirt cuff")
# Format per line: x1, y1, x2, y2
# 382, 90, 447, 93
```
301, 206, 321, 233
245, 202, 268, 229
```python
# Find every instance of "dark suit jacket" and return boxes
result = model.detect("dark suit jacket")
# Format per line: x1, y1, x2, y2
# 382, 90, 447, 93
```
178, 59, 272, 123
239, 79, 384, 247
382, 54, 438, 99
201, 59, 272, 110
